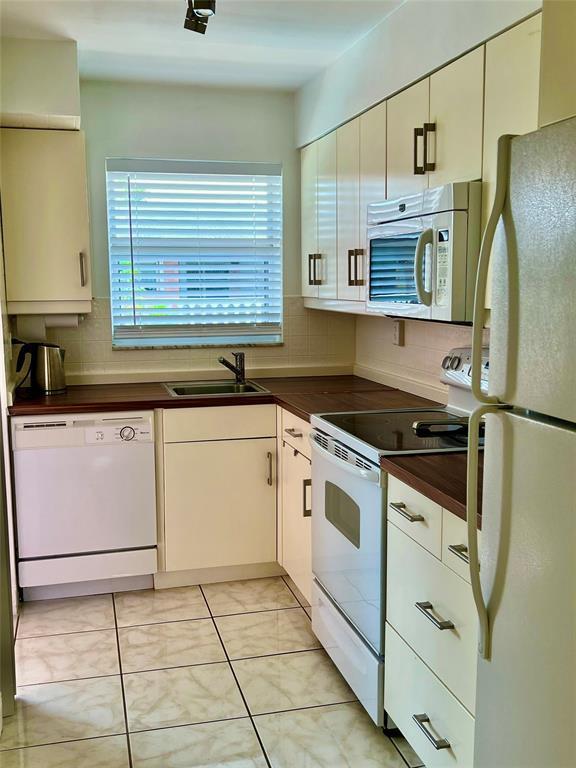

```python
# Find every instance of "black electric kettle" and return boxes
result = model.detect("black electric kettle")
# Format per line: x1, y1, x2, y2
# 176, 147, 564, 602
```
15, 341, 67, 394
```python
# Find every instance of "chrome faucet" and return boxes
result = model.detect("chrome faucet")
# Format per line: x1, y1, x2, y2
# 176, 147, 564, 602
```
218, 352, 246, 385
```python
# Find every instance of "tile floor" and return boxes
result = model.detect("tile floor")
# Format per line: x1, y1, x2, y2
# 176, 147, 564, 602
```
1, 576, 422, 768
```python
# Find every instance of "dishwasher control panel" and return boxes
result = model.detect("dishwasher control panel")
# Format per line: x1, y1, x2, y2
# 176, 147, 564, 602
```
85, 422, 153, 444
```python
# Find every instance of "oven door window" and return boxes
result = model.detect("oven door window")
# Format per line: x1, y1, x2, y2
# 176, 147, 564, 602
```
369, 233, 427, 305
325, 481, 361, 549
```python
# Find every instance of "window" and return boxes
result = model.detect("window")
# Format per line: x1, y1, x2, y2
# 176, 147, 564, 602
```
105, 158, 283, 348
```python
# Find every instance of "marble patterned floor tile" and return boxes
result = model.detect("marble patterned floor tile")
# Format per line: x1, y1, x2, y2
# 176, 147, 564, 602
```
118, 619, 225, 673
0, 677, 125, 751
114, 587, 209, 628
16, 596, 115, 639
0, 735, 130, 767
281, 575, 311, 609
123, 663, 247, 732
15, 629, 119, 686
130, 719, 268, 767
202, 577, 299, 617
254, 702, 406, 768
232, 649, 355, 715
391, 734, 425, 768
215, 608, 320, 660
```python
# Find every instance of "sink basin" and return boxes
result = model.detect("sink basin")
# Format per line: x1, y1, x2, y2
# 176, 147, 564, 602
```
163, 380, 270, 398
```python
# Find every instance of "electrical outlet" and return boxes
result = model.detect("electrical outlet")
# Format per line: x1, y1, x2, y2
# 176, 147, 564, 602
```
393, 319, 405, 347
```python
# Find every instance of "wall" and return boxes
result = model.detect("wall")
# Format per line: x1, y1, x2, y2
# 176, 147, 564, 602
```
48, 80, 355, 383
296, 0, 541, 146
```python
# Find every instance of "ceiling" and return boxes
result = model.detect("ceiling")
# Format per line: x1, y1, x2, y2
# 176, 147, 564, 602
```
0, 0, 404, 89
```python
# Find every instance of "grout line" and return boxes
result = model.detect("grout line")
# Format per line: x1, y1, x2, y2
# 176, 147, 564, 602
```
16, 625, 117, 641
206, 604, 302, 620
112, 594, 134, 768
127, 714, 250, 736
199, 584, 273, 768
280, 575, 311, 611
16, 671, 122, 689
250, 698, 358, 720
0, 731, 128, 755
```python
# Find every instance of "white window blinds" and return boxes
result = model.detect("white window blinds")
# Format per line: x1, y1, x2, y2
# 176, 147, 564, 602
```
105, 158, 283, 348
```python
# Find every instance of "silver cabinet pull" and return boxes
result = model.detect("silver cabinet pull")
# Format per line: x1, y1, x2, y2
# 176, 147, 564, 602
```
389, 502, 424, 523
447, 543, 470, 564
302, 478, 312, 518
79, 251, 88, 287
412, 714, 451, 750
415, 601, 455, 630
266, 451, 273, 486
284, 427, 303, 439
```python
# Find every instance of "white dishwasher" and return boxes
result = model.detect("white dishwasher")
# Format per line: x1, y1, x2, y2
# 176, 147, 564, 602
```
12, 411, 157, 588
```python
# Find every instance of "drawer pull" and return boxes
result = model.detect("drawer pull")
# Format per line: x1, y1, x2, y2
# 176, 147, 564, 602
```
285, 427, 303, 438
415, 601, 455, 631
302, 478, 312, 518
447, 543, 470, 564
389, 501, 424, 523
412, 713, 451, 750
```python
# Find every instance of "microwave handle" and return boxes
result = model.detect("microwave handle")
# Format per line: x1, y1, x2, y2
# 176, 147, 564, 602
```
414, 228, 433, 306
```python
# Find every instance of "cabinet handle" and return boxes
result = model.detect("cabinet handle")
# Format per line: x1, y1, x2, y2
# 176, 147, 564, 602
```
447, 543, 470, 564
423, 122, 436, 172
347, 249, 355, 287
79, 251, 88, 287
412, 714, 451, 750
354, 249, 365, 286
415, 601, 455, 630
285, 427, 303, 438
413, 126, 425, 175
389, 501, 424, 523
308, 254, 314, 286
313, 254, 322, 285
302, 478, 312, 518
266, 451, 273, 486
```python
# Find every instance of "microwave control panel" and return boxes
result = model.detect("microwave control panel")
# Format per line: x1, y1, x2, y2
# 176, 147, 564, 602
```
436, 228, 450, 306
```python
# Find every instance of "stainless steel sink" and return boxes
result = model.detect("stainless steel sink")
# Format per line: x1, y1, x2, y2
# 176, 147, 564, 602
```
163, 380, 270, 398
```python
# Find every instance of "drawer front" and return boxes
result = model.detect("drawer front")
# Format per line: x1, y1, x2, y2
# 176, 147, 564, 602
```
441, 509, 481, 584
312, 581, 383, 725
163, 405, 276, 443
385, 625, 475, 768
281, 409, 312, 459
387, 522, 477, 714
387, 476, 442, 558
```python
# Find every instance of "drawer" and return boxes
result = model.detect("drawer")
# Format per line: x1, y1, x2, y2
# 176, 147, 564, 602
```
385, 624, 475, 768
441, 509, 481, 584
312, 580, 383, 725
163, 405, 276, 443
387, 522, 478, 714
281, 409, 312, 459
387, 476, 442, 558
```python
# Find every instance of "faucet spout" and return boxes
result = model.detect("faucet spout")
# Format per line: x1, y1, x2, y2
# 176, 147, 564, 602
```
218, 352, 246, 385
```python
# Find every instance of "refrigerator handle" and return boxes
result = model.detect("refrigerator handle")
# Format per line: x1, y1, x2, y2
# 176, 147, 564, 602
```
467, 403, 511, 660
471, 134, 514, 405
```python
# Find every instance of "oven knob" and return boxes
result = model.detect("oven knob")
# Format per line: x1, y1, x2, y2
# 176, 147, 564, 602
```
441, 355, 452, 370
120, 426, 136, 441
449, 356, 462, 370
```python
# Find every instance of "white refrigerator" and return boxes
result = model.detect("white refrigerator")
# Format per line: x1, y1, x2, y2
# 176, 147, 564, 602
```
467, 116, 576, 768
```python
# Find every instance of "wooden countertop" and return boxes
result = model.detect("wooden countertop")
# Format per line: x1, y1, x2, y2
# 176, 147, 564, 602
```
9, 374, 477, 522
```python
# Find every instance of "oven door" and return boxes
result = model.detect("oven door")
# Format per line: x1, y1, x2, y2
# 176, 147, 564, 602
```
310, 431, 385, 655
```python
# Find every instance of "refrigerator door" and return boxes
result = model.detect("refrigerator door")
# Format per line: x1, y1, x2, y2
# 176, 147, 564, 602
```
489, 117, 576, 422
473, 410, 576, 768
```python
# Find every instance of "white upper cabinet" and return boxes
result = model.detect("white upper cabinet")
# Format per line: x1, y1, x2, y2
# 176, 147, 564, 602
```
386, 78, 430, 200
428, 47, 484, 188
358, 100, 387, 264
316, 132, 338, 299
336, 118, 361, 301
0, 128, 92, 315
301, 141, 319, 298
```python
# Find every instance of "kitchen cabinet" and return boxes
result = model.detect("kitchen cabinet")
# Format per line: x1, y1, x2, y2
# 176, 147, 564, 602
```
386, 78, 429, 200
316, 132, 338, 299
281, 441, 312, 603
0, 128, 92, 315
162, 405, 277, 574
483, 15, 541, 308
301, 141, 319, 298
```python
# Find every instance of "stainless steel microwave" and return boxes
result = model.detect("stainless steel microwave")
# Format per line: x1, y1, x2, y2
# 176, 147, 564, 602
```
366, 182, 481, 321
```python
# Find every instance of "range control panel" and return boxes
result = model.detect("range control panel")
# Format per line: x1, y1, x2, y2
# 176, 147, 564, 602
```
440, 346, 489, 391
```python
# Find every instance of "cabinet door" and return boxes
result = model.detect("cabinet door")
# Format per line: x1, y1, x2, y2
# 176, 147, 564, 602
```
301, 142, 318, 298
316, 132, 338, 299
386, 78, 429, 200
428, 47, 484, 188
336, 118, 361, 301
483, 15, 541, 308
164, 438, 276, 572
358, 101, 387, 300
0, 128, 91, 305
281, 443, 312, 603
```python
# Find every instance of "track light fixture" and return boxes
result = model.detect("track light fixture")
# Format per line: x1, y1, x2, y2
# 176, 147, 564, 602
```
184, 0, 216, 34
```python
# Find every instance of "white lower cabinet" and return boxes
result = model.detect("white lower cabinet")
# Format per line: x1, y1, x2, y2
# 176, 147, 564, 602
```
385, 625, 475, 768
281, 441, 312, 603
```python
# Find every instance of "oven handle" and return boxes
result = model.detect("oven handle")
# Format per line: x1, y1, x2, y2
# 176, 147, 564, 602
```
310, 433, 381, 484
414, 228, 433, 306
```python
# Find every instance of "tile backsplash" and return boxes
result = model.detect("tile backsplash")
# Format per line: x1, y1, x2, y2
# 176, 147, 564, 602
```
46, 297, 356, 384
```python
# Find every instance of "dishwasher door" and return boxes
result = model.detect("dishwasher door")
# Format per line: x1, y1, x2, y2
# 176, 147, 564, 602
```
12, 412, 157, 560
